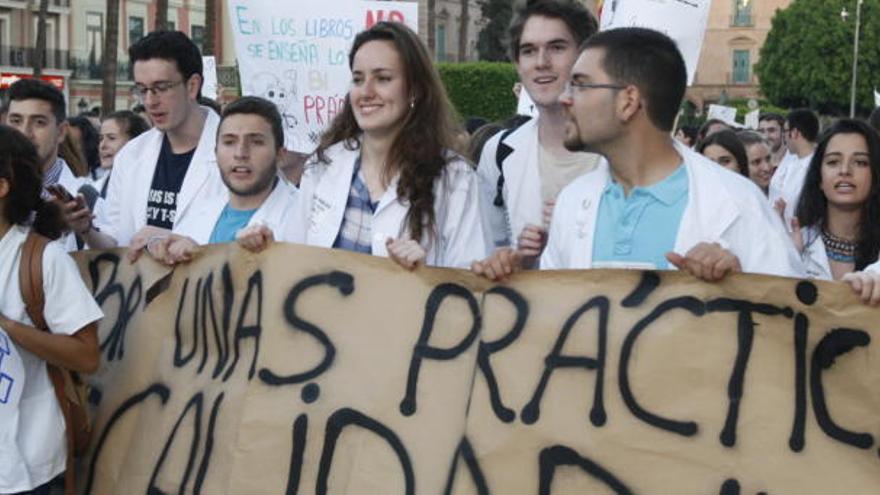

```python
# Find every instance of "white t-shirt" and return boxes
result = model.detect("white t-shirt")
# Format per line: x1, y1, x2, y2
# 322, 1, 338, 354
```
0, 225, 103, 493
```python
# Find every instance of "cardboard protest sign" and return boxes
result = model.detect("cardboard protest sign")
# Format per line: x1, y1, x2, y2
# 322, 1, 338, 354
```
599, 0, 711, 85
202, 56, 219, 100
74, 245, 880, 493
227, 0, 418, 153
707, 103, 738, 127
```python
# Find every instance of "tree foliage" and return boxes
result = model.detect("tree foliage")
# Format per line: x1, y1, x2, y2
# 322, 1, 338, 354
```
476, 0, 512, 61
756, 0, 880, 115
438, 62, 519, 121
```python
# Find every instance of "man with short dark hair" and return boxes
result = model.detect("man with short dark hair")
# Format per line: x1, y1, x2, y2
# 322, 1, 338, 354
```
143, 96, 298, 264
769, 108, 818, 229
758, 112, 787, 167
6, 79, 81, 197
477, 0, 600, 258
75, 30, 227, 255
6, 78, 85, 250
474, 28, 803, 280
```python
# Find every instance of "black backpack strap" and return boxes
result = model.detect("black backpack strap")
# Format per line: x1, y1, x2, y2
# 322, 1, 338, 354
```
493, 127, 519, 207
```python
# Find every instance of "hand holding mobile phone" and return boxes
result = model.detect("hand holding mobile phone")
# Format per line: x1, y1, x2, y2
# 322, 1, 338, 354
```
47, 184, 74, 203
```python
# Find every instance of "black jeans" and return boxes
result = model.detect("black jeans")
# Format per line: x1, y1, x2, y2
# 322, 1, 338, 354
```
12, 474, 63, 495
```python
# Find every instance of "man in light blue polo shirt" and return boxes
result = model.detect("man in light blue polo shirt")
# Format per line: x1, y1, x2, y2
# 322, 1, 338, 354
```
473, 28, 803, 281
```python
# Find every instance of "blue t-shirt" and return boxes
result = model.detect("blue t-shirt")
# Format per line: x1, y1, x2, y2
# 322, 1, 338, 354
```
593, 165, 688, 270
208, 204, 258, 244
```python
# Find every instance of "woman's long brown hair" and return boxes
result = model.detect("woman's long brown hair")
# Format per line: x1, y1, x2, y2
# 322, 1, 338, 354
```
314, 21, 462, 243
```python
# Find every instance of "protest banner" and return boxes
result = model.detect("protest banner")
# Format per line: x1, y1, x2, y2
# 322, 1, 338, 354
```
74, 244, 880, 493
599, 0, 712, 85
227, 0, 418, 153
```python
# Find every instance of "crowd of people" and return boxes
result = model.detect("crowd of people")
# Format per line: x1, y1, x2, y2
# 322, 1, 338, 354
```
2, 0, 880, 492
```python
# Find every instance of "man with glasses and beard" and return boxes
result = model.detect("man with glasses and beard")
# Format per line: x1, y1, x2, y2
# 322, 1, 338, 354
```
473, 28, 803, 281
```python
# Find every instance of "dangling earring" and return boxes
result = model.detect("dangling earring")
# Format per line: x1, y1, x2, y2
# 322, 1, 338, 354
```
410, 98, 415, 109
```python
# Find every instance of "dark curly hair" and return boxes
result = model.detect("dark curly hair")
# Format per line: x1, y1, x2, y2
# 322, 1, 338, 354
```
0, 125, 65, 239
314, 22, 461, 243
796, 119, 880, 270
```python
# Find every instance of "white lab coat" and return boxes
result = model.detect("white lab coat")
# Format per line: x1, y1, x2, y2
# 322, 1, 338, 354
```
768, 151, 813, 230
799, 226, 833, 280
541, 140, 805, 278
477, 118, 542, 253
186, 174, 299, 245
55, 159, 86, 252
95, 107, 227, 246
866, 259, 880, 273
288, 140, 486, 268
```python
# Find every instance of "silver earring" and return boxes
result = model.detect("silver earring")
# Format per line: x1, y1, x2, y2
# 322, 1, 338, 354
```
410, 99, 415, 109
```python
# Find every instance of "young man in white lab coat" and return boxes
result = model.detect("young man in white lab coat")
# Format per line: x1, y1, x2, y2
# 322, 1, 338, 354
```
474, 28, 804, 281
70, 31, 226, 256
477, 0, 601, 255
768, 108, 818, 229
140, 96, 298, 265
6, 79, 84, 251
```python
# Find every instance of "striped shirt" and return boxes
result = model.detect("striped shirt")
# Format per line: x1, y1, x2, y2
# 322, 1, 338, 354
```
41, 158, 65, 199
332, 158, 378, 254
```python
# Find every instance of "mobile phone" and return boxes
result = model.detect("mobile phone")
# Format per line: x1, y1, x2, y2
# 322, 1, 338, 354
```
47, 184, 74, 202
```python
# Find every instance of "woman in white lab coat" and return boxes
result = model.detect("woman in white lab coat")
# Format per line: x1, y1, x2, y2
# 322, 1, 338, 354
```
291, 21, 484, 269
792, 119, 880, 304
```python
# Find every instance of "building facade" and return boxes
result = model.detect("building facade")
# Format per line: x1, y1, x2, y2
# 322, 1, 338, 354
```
688, 0, 793, 109
0, 0, 73, 103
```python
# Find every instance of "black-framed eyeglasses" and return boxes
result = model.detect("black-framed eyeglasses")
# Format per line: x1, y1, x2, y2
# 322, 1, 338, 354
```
564, 80, 627, 95
132, 79, 185, 100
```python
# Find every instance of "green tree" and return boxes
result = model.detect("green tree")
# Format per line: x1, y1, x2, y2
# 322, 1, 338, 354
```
476, 0, 512, 61
756, 0, 880, 116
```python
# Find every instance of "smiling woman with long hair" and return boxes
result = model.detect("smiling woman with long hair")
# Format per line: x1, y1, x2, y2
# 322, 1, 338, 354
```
290, 21, 485, 269
792, 119, 880, 303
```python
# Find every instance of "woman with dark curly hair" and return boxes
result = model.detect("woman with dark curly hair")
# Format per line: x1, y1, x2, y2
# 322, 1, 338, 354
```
791, 119, 880, 304
290, 22, 485, 268
0, 125, 101, 493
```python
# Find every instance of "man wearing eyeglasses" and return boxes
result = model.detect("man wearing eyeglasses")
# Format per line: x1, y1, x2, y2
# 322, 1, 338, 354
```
768, 108, 818, 231
475, 0, 600, 262
75, 30, 226, 253
474, 28, 803, 281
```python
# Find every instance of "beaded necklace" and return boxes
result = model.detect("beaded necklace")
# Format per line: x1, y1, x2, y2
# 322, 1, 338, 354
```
822, 229, 857, 263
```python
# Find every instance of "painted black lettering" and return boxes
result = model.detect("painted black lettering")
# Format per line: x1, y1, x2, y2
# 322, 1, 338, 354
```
316, 408, 414, 495
193, 392, 225, 495
174, 278, 200, 368
223, 270, 263, 381
400, 283, 481, 416
90, 253, 142, 362
259, 271, 353, 386
621, 271, 660, 308
285, 414, 308, 495
147, 393, 205, 494
443, 436, 489, 495
476, 287, 528, 423
619, 296, 705, 436
790, 313, 808, 452
706, 299, 792, 447
522, 296, 609, 426
811, 328, 874, 449
85, 383, 171, 494
538, 445, 632, 495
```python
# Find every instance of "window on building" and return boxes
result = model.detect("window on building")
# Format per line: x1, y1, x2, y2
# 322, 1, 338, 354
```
436, 24, 446, 62
87, 12, 103, 78
732, 49, 750, 84
192, 25, 205, 51
129, 16, 144, 43
167, 21, 176, 31
0, 18, 7, 66
733, 0, 752, 26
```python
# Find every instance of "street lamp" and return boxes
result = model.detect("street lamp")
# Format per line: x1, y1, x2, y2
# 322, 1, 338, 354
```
841, 0, 863, 118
